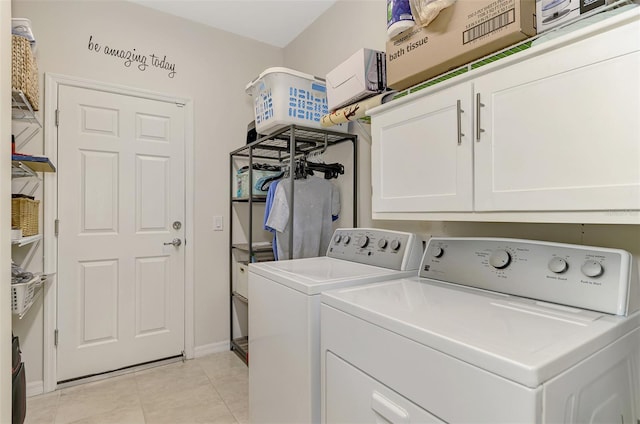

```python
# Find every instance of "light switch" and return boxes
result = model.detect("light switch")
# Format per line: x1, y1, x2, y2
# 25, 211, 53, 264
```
213, 216, 223, 231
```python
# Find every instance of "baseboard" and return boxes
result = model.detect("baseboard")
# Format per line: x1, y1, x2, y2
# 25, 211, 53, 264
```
26, 381, 44, 397
193, 340, 230, 358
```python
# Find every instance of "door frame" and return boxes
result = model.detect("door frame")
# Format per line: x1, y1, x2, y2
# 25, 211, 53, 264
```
43, 73, 195, 392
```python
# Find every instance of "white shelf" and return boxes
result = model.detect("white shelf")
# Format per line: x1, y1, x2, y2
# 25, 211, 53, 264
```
12, 234, 42, 247
11, 89, 40, 126
11, 161, 40, 179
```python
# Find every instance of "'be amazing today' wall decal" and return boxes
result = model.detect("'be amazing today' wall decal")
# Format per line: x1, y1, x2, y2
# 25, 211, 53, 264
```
87, 36, 177, 79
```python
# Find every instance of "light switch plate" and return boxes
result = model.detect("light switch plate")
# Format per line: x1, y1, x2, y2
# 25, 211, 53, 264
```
213, 216, 223, 231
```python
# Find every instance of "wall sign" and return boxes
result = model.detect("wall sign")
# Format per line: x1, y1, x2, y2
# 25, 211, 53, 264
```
87, 36, 177, 79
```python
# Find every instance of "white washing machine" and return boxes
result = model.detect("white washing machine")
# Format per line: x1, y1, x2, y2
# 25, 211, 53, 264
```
248, 228, 424, 424
321, 237, 640, 423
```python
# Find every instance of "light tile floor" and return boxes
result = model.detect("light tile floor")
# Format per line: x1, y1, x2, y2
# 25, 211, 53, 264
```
24, 351, 248, 424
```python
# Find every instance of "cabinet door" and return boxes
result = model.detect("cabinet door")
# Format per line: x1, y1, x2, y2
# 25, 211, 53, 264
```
371, 83, 473, 213
474, 21, 640, 212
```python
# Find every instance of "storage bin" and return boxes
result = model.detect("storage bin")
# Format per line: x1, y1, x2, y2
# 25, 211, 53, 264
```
246, 67, 348, 135
236, 168, 281, 198
11, 197, 39, 237
11, 35, 38, 110
234, 263, 249, 299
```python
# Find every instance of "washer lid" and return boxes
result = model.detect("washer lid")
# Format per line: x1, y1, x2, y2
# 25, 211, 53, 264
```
322, 278, 640, 388
249, 257, 415, 295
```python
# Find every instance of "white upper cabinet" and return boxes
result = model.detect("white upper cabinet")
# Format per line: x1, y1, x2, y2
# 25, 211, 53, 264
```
473, 19, 640, 212
372, 83, 473, 213
370, 9, 640, 224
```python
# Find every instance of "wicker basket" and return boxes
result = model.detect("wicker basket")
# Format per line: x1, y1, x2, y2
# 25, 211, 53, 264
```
11, 197, 39, 237
11, 35, 39, 111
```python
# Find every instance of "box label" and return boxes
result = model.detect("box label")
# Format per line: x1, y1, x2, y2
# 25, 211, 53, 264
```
464, 8, 516, 43
388, 28, 429, 63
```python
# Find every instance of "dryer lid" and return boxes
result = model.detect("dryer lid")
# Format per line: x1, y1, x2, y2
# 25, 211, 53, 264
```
322, 277, 640, 388
249, 257, 414, 295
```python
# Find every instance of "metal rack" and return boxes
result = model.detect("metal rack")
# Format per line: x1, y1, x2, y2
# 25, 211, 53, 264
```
228, 124, 358, 364
11, 87, 55, 319
12, 89, 41, 150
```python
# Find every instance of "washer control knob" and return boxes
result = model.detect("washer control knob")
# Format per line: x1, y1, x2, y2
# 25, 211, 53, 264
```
489, 250, 511, 269
548, 257, 568, 274
390, 240, 401, 251
431, 247, 444, 258
334, 235, 342, 244
378, 239, 388, 249
359, 236, 370, 248
581, 260, 603, 278
343, 236, 351, 245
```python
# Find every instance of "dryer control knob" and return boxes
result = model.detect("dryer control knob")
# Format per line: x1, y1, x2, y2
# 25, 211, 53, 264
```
581, 260, 603, 278
390, 240, 401, 251
548, 257, 568, 274
431, 247, 444, 258
378, 239, 388, 249
359, 236, 370, 248
343, 236, 351, 245
334, 235, 342, 244
489, 250, 511, 269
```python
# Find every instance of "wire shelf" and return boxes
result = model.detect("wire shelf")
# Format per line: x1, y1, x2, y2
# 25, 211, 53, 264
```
230, 125, 357, 161
12, 89, 41, 126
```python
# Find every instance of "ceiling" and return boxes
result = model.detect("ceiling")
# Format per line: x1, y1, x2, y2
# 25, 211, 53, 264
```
128, 0, 338, 48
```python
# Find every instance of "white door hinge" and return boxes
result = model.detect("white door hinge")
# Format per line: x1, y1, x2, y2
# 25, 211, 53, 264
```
54, 329, 58, 347
54, 219, 60, 236
55, 109, 60, 127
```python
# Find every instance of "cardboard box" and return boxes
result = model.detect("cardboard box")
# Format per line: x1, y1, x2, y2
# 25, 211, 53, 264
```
326, 48, 386, 110
536, 0, 606, 33
386, 0, 536, 91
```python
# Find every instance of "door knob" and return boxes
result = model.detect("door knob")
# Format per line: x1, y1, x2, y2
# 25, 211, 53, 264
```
164, 238, 182, 247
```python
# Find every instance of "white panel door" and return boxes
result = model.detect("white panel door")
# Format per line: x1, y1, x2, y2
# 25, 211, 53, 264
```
56, 85, 185, 382
473, 20, 640, 212
371, 83, 473, 213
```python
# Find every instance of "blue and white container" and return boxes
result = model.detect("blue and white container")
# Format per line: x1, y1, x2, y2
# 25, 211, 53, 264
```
246, 67, 348, 135
387, 0, 415, 39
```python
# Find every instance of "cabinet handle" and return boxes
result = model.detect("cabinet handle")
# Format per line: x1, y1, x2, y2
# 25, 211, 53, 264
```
456, 100, 464, 145
476, 93, 485, 141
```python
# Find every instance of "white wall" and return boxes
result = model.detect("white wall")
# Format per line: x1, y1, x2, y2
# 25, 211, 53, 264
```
11, 0, 283, 389
285, 0, 387, 228
284, 0, 640, 260
2, 0, 13, 420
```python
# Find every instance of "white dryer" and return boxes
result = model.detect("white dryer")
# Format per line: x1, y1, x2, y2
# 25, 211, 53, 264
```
321, 237, 640, 423
248, 228, 423, 424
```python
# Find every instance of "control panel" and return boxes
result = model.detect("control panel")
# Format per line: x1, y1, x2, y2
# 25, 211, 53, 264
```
420, 237, 637, 316
327, 228, 423, 271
